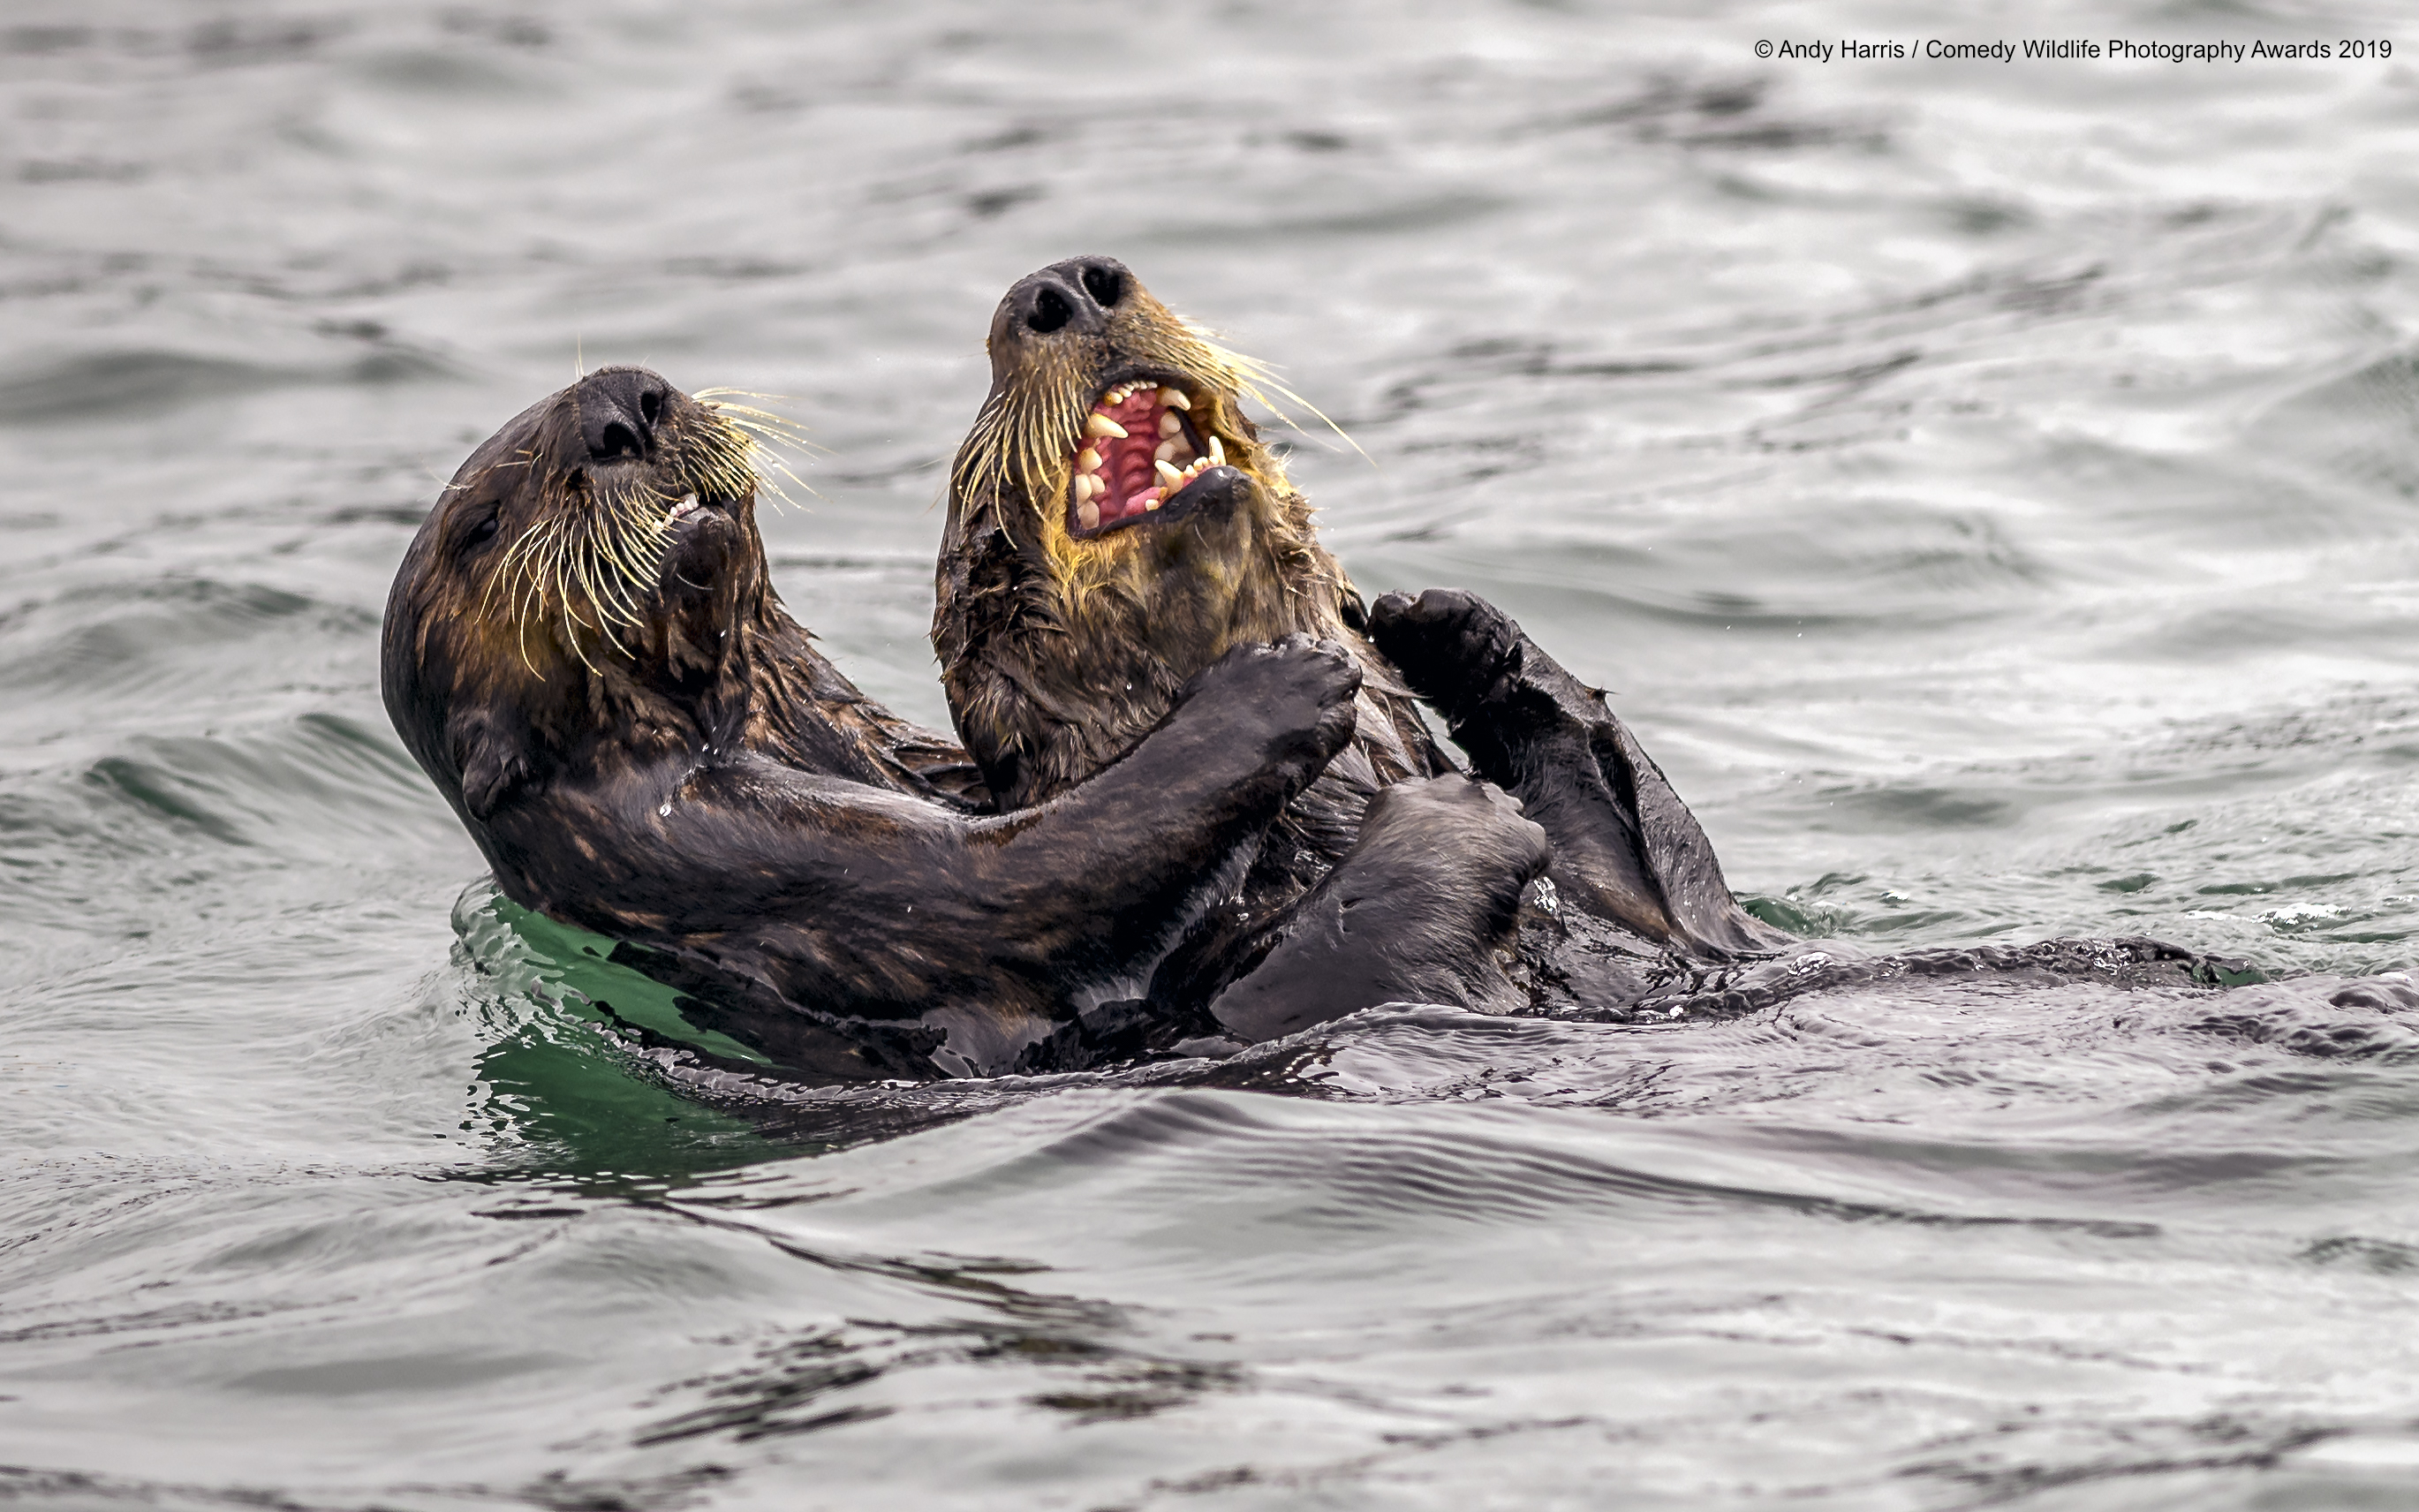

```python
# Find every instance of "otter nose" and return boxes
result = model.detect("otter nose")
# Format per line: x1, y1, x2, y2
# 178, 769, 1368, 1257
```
573, 367, 672, 463
1007, 256, 1130, 337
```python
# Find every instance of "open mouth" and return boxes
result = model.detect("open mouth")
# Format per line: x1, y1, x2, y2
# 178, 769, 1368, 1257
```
664, 488, 742, 525
1065, 376, 1226, 538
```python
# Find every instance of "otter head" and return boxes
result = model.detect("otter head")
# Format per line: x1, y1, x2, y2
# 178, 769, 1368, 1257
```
382, 367, 779, 826
948, 256, 1346, 660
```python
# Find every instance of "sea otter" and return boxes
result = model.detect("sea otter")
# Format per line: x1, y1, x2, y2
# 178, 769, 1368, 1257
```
934, 257, 1788, 1015
384, 367, 1546, 1076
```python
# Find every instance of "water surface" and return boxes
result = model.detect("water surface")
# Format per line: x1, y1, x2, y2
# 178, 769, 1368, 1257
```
7, 1, 2419, 1506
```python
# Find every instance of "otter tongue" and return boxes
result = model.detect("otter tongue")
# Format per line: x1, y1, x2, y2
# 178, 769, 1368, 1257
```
1073, 384, 1199, 531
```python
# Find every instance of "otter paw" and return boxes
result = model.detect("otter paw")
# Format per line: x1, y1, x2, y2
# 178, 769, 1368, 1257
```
1367, 587, 1524, 716
1207, 773, 1552, 1039
1183, 635, 1363, 771
1362, 774, 1551, 888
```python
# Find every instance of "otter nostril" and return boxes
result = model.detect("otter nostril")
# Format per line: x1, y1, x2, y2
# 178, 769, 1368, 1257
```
1081, 265, 1123, 306
598, 421, 643, 459
639, 390, 663, 427
1027, 286, 1073, 333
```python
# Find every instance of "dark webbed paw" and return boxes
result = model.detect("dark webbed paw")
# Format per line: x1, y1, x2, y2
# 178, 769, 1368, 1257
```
1208, 773, 1551, 1043
1368, 587, 1606, 790
1367, 587, 1527, 730
1368, 586, 1788, 961
1366, 588, 1605, 776
1176, 634, 1362, 782
1353, 774, 1551, 917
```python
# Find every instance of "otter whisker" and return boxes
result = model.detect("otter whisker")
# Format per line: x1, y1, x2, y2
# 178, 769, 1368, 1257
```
584, 542, 653, 630
560, 602, 603, 674
671, 402, 803, 514
708, 403, 818, 449
461, 378, 813, 681
944, 267, 1358, 623
692, 389, 820, 453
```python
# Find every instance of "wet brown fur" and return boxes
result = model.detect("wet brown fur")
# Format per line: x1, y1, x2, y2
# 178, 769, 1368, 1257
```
394, 372, 984, 841
936, 260, 1451, 903
934, 260, 1821, 980
385, 367, 1391, 1075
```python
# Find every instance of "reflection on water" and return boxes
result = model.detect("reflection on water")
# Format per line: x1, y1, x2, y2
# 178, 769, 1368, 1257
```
6, 0, 2419, 1505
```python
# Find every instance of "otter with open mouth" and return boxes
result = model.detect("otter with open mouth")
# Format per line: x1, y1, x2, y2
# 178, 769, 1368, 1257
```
936, 258, 1795, 1026
383, 366, 1427, 1077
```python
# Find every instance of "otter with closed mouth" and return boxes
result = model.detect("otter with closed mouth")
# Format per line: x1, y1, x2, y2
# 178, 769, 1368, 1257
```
934, 257, 1798, 1029
382, 365, 1461, 1077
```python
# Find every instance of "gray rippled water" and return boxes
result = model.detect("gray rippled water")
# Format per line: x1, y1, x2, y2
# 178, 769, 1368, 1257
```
8, 0, 2419, 1506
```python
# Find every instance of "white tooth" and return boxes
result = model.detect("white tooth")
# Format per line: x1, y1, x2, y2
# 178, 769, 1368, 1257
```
1077, 501, 1100, 531
1159, 387, 1190, 410
1144, 495, 1160, 510
1086, 413, 1127, 439
1158, 412, 1182, 438
1154, 440, 1177, 463
1154, 459, 1184, 488
1208, 435, 1225, 465
1073, 473, 1094, 503
1077, 447, 1101, 472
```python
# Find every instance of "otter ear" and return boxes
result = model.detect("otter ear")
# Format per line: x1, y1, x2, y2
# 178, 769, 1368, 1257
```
449, 706, 533, 821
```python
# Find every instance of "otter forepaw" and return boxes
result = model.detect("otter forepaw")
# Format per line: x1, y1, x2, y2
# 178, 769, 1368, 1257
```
1206, 773, 1550, 1041
1367, 587, 1525, 723
1369, 588, 1605, 781
1181, 635, 1363, 778
1360, 775, 1552, 903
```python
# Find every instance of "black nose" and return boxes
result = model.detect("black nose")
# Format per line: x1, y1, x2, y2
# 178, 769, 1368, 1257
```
574, 367, 672, 463
1005, 256, 1130, 336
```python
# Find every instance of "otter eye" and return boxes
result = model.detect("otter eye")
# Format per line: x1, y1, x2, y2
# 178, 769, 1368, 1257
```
1028, 286, 1072, 333
459, 505, 501, 554
1081, 265, 1123, 306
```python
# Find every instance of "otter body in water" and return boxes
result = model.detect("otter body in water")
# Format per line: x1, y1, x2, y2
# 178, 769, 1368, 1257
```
934, 258, 1787, 1028
382, 367, 1438, 1077
386, 367, 1554, 1075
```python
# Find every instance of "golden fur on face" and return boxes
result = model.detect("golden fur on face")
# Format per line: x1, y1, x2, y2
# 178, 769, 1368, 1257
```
948, 271, 1328, 616
934, 260, 1401, 821
448, 382, 787, 677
